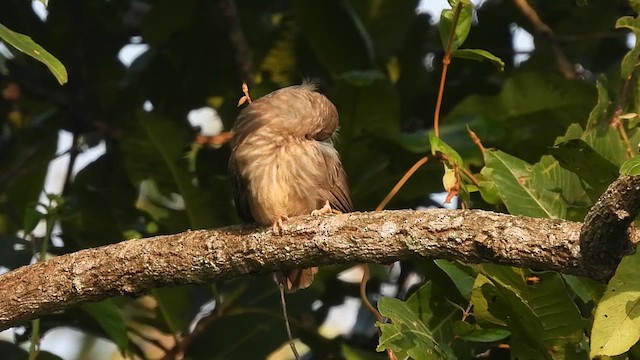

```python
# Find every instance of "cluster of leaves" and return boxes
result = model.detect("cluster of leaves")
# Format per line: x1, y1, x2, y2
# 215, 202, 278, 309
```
375, 0, 640, 359
1, 0, 640, 359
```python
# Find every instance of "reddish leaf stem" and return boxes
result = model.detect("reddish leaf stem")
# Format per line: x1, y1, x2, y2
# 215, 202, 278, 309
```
433, 2, 463, 138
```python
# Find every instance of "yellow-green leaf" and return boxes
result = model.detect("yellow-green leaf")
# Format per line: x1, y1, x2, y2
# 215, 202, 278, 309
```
0, 23, 67, 84
451, 49, 505, 71
591, 250, 640, 357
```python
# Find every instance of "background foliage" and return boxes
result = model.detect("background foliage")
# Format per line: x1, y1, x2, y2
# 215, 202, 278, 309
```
2, 0, 640, 359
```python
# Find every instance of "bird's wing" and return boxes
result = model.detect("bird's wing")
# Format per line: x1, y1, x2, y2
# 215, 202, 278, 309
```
228, 156, 255, 223
318, 144, 353, 213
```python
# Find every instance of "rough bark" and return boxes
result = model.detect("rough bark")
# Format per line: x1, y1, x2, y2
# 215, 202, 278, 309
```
580, 175, 640, 280
1, 208, 637, 331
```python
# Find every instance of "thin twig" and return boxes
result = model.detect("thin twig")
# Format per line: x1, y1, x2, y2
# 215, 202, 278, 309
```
609, 75, 635, 158
375, 157, 429, 211
359, 265, 382, 323
461, 168, 480, 187
511, 0, 576, 79
360, 265, 396, 360
62, 131, 79, 196
213, 0, 254, 86
467, 126, 486, 155
278, 280, 301, 360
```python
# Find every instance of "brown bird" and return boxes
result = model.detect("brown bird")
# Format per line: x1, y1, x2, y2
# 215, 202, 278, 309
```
229, 82, 352, 292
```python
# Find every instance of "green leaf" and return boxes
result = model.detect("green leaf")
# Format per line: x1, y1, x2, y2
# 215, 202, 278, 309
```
562, 274, 605, 304
187, 310, 289, 359
555, 122, 633, 167
451, 320, 474, 336
471, 274, 506, 328
152, 286, 194, 333
376, 297, 449, 360
444, 72, 596, 162
429, 133, 463, 167
549, 139, 619, 201
481, 151, 590, 219
451, 49, 505, 71
477, 266, 585, 358
591, 250, 640, 357
335, 75, 400, 140
615, 16, 640, 79
293, 0, 374, 74
439, 0, 474, 52
342, 343, 387, 360
620, 156, 640, 175
3, 129, 57, 234
429, 133, 469, 203
61, 154, 140, 248
121, 112, 233, 231
405, 281, 458, 336
476, 173, 502, 205
433, 260, 476, 300
586, 75, 611, 129
0, 24, 67, 85
81, 300, 129, 352
23, 207, 43, 234
459, 327, 511, 343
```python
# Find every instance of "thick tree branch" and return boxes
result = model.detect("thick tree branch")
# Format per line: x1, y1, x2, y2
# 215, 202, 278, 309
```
2, 208, 638, 331
580, 175, 640, 280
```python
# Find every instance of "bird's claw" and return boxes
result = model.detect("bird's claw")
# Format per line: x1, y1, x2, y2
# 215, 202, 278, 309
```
311, 200, 336, 216
272, 215, 289, 234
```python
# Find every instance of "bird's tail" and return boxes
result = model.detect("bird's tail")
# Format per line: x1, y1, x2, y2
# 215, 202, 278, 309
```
279, 267, 318, 292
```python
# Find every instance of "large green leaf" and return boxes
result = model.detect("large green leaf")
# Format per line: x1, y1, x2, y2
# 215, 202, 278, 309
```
61, 154, 140, 247
477, 265, 585, 359
187, 311, 289, 358
376, 297, 449, 360
555, 122, 634, 167
591, 250, 640, 357
2, 129, 57, 233
481, 151, 590, 220
334, 73, 400, 147
81, 300, 129, 353
444, 72, 596, 162
0, 23, 67, 84
446, 73, 595, 127
471, 274, 507, 329
549, 139, 619, 201
293, 0, 374, 74
121, 112, 230, 231
433, 260, 476, 301
405, 281, 458, 337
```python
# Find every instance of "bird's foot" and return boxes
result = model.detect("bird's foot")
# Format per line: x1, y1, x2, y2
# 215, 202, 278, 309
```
311, 200, 342, 216
311, 200, 332, 216
272, 215, 289, 234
